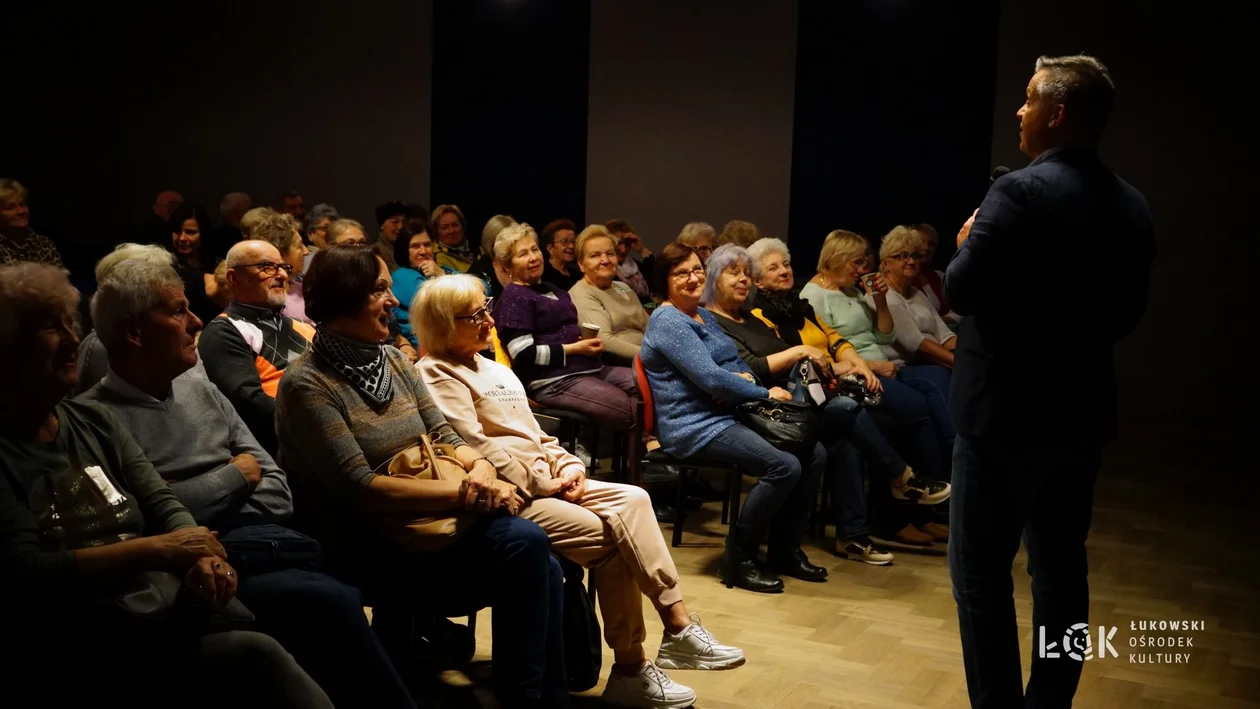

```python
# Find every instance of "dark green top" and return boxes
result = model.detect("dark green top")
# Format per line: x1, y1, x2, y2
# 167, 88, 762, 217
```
0, 399, 196, 607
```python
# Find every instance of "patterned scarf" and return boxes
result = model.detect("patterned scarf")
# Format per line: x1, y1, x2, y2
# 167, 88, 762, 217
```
312, 326, 395, 405
437, 239, 476, 264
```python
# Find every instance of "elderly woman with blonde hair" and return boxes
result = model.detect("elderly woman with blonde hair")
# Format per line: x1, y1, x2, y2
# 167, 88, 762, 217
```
415, 274, 744, 708
873, 226, 956, 398
568, 224, 649, 365
0, 179, 63, 266
677, 221, 716, 263
430, 204, 476, 272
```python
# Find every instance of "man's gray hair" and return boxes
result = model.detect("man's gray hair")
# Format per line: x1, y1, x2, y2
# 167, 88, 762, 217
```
745, 237, 790, 280
91, 253, 184, 354
701, 244, 752, 308
1033, 54, 1115, 140
678, 221, 716, 246
303, 203, 340, 236
93, 243, 176, 283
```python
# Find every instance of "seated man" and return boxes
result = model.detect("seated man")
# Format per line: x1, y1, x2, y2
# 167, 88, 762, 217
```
198, 239, 315, 454
78, 246, 415, 709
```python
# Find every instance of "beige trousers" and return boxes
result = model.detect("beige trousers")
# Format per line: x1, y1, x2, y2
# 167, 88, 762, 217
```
520, 479, 683, 663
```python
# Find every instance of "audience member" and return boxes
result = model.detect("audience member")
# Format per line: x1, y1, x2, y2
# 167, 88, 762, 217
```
676, 221, 716, 264
702, 245, 949, 564
910, 223, 957, 321
275, 245, 568, 707
139, 189, 184, 245
471, 213, 516, 297
374, 201, 408, 272
875, 226, 956, 384
0, 263, 331, 709
568, 225, 648, 365
604, 219, 653, 300
166, 203, 225, 324
213, 191, 252, 260
431, 203, 476, 273
492, 222, 641, 432
280, 189, 305, 220
302, 202, 340, 271
0, 179, 62, 267
717, 219, 760, 248
540, 218, 581, 290
198, 240, 315, 455
250, 210, 312, 324
946, 54, 1153, 709
416, 275, 745, 708
78, 249, 416, 708
639, 243, 825, 593
327, 217, 368, 246
391, 221, 468, 348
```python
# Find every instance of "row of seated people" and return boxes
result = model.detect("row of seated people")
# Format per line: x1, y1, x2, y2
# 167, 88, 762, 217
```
0, 247, 744, 708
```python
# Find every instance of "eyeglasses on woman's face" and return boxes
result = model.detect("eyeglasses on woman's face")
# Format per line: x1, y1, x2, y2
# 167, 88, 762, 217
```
888, 251, 926, 263
239, 261, 295, 277
455, 298, 495, 327
670, 266, 706, 282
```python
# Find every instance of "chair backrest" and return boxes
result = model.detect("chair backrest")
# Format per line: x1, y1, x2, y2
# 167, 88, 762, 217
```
632, 354, 657, 439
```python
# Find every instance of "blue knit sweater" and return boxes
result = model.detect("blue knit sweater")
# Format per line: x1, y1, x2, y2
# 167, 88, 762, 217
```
640, 306, 769, 458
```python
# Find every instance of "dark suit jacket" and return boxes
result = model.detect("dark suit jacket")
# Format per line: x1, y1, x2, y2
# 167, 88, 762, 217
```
945, 146, 1154, 441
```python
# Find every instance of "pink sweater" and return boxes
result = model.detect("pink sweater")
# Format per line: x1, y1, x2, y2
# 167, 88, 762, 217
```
417, 353, 583, 499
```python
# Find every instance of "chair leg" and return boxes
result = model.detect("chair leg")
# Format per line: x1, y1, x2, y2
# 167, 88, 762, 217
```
721, 478, 730, 524
671, 468, 689, 548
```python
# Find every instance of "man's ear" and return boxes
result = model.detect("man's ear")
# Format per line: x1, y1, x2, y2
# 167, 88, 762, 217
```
122, 318, 143, 351
1047, 103, 1067, 129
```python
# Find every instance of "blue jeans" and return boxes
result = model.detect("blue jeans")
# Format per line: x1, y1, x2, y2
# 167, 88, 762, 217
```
825, 439, 868, 539
876, 373, 951, 481
697, 423, 826, 550
237, 568, 416, 709
898, 364, 955, 478
948, 434, 1101, 709
341, 515, 568, 707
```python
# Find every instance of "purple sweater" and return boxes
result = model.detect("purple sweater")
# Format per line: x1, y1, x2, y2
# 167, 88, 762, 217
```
493, 282, 601, 390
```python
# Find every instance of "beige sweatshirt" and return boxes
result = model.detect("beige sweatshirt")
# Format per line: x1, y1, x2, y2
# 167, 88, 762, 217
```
418, 353, 583, 499
568, 278, 649, 362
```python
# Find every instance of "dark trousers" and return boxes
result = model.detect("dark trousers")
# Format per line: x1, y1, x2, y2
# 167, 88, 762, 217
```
877, 372, 950, 481
237, 568, 416, 709
948, 434, 1102, 709
340, 515, 568, 707
697, 423, 825, 550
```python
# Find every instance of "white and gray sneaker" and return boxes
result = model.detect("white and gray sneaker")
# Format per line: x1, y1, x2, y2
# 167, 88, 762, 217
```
656, 614, 746, 671
602, 660, 697, 709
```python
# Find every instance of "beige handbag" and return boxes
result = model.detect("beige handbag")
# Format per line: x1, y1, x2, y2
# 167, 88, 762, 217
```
373, 432, 477, 552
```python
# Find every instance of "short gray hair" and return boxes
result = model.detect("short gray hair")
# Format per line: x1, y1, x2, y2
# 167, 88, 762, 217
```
878, 225, 925, 263
678, 222, 716, 246
0, 264, 79, 360
91, 256, 184, 354
1033, 54, 1115, 140
326, 218, 365, 244
745, 237, 790, 280
94, 243, 176, 283
701, 244, 752, 307
493, 222, 538, 266
303, 203, 340, 236
0, 178, 28, 202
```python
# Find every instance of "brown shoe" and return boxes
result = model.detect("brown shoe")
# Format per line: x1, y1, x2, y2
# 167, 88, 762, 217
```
916, 521, 949, 543
890, 523, 934, 547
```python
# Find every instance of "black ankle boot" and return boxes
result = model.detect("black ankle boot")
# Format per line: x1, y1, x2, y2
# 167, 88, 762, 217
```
766, 547, 829, 582
721, 530, 784, 593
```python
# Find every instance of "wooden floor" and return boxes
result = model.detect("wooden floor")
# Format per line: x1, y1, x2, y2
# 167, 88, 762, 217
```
443, 423, 1260, 708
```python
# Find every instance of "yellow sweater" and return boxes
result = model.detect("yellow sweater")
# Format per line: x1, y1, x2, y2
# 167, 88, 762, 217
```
750, 308, 855, 363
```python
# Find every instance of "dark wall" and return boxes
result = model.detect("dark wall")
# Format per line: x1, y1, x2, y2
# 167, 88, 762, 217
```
430, 0, 590, 242
788, 1, 1000, 275
6, 1, 433, 277
991, 0, 1258, 430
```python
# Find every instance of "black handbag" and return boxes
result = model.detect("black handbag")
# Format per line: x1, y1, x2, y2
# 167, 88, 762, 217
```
735, 398, 820, 453
558, 555, 602, 692
218, 523, 323, 575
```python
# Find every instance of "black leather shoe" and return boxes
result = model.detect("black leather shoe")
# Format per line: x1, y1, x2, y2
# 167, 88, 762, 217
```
766, 548, 829, 582
653, 501, 678, 523
721, 529, 785, 593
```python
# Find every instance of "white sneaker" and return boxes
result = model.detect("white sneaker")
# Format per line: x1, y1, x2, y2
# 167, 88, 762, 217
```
656, 614, 746, 670
601, 660, 697, 708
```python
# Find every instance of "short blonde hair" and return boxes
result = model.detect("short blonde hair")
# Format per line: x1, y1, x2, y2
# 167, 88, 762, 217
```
817, 230, 869, 276
718, 220, 760, 248
879, 225, 926, 263
480, 214, 516, 258
493, 222, 538, 266
239, 207, 276, 238
678, 221, 716, 246
431, 204, 467, 236
327, 218, 366, 244
251, 211, 301, 252
0, 178, 28, 202
575, 224, 618, 259
412, 274, 489, 357
745, 237, 790, 280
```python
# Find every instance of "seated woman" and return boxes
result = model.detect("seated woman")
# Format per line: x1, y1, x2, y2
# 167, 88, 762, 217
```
568, 224, 649, 366
872, 226, 956, 397
910, 223, 960, 324
415, 275, 745, 709
275, 246, 567, 708
640, 243, 825, 594
431, 204, 477, 273
702, 245, 949, 565
604, 219, 653, 301
0, 263, 330, 709
801, 229, 956, 490
391, 222, 470, 348
491, 222, 640, 432
470, 214, 517, 298
167, 203, 225, 324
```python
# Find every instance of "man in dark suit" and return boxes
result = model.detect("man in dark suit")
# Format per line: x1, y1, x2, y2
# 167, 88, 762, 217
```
945, 55, 1154, 708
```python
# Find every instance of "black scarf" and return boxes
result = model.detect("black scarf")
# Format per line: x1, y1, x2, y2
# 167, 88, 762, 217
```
312, 326, 395, 406
438, 239, 476, 264
754, 290, 812, 347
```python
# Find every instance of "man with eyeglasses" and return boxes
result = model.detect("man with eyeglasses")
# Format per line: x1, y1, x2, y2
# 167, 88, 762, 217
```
198, 240, 316, 455
540, 218, 582, 290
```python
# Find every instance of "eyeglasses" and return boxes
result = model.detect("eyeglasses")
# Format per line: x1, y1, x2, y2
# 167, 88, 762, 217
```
456, 298, 495, 326
888, 252, 926, 262
238, 261, 295, 277
695, 245, 714, 255
553, 238, 576, 246
670, 266, 707, 281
